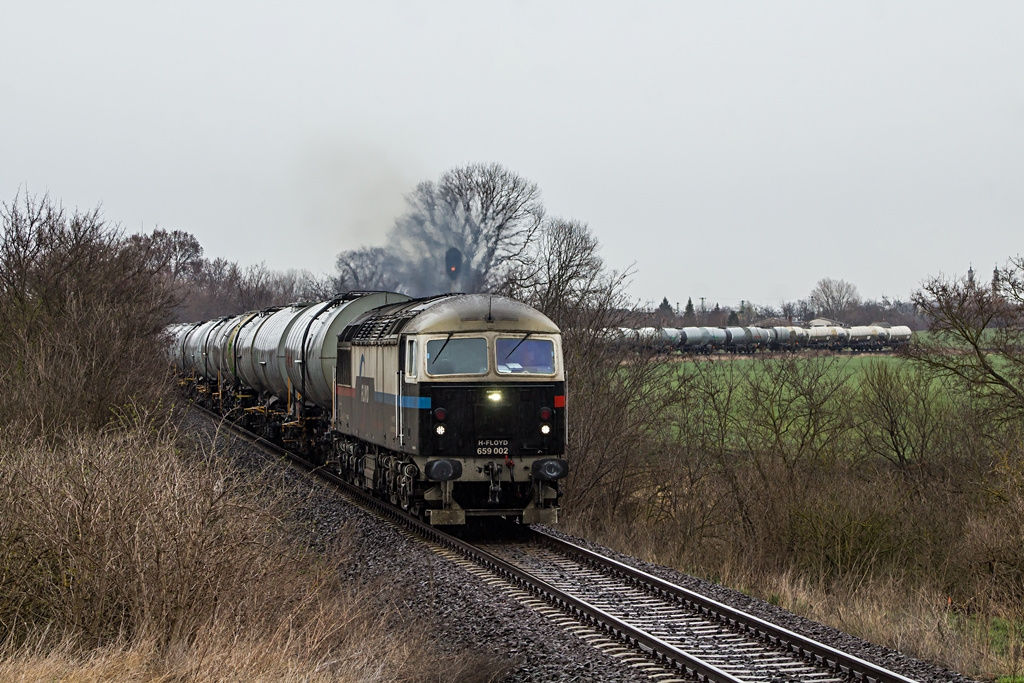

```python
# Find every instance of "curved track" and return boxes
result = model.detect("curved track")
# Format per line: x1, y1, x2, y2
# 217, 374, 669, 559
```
195, 405, 919, 683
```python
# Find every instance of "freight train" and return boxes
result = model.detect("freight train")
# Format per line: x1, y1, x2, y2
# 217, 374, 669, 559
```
618, 322, 913, 354
168, 292, 568, 526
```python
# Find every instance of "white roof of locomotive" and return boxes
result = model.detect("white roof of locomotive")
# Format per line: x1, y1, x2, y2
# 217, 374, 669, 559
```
402, 294, 560, 335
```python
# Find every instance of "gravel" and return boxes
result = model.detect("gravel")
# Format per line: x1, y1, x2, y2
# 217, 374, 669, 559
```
184, 407, 979, 682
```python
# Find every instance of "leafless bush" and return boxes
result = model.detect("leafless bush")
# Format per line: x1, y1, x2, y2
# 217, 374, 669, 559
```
0, 194, 176, 433
563, 347, 1024, 675
2, 414, 314, 649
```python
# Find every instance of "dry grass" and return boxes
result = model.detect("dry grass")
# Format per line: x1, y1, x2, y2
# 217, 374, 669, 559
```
0, 625, 504, 682
0, 195, 506, 680
720, 566, 1023, 680
0, 413, 505, 682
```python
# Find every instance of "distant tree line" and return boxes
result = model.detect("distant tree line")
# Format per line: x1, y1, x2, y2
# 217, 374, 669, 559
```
641, 277, 925, 330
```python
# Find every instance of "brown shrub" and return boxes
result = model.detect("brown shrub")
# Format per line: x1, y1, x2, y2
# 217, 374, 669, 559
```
0, 194, 176, 435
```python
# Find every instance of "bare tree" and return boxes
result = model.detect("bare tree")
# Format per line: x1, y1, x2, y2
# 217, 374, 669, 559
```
128, 229, 204, 283
854, 359, 948, 471
334, 246, 400, 292
289, 269, 339, 301
229, 262, 276, 311
336, 163, 544, 296
808, 278, 860, 322
906, 260, 1024, 423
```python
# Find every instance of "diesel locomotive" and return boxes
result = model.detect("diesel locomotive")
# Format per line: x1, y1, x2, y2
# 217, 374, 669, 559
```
169, 292, 568, 526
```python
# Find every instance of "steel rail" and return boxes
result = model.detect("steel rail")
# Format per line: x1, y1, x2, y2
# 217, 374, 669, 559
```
531, 528, 919, 683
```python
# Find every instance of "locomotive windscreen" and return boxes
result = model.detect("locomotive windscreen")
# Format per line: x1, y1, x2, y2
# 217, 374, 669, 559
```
496, 338, 555, 375
426, 337, 488, 375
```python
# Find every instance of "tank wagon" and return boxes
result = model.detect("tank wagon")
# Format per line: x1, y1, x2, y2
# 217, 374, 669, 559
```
170, 292, 568, 526
617, 323, 912, 354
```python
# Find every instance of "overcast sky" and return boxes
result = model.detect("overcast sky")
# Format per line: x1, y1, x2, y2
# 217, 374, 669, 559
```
3, 2, 1022, 310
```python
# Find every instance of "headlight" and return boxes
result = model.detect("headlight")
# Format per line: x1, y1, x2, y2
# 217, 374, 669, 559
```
540, 424, 551, 435
435, 424, 446, 436
487, 391, 502, 402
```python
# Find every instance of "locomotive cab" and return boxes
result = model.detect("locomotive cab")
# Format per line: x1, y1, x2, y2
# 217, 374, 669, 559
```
333, 295, 568, 525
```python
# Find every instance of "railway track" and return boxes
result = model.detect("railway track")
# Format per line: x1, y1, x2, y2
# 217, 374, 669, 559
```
196, 405, 919, 683
478, 533, 918, 682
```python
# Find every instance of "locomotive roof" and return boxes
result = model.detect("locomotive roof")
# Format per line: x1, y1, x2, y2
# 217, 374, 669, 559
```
340, 294, 559, 345
404, 294, 560, 335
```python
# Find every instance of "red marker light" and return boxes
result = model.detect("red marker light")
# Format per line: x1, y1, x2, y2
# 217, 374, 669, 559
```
433, 407, 447, 422
539, 407, 553, 421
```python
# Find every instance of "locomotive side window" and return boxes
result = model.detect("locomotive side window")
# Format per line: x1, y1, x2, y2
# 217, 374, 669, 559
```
338, 348, 352, 386
426, 337, 488, 375
496, 338, 556, 375
404, 339, 418, 380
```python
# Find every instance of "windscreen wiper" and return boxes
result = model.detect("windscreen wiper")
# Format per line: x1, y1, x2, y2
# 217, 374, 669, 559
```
434, 332, 455, 361
504, 332, 533, 360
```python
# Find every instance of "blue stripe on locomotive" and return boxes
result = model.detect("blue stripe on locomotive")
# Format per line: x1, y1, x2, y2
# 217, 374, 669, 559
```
374, 391, 431, 410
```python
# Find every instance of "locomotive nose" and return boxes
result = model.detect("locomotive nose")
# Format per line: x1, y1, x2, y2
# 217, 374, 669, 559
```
531, 458, 569, 481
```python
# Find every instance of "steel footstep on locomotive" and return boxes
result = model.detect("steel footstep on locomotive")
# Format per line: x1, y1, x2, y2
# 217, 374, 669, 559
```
168, 292, 568, 526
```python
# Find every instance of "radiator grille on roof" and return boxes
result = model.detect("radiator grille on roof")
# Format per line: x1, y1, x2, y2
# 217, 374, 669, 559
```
344, 311, 418, 345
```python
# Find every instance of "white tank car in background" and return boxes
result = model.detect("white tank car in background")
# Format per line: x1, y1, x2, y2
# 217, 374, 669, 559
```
611, 319, 912, 354
679, 326, 710, 349
724, 326, 750, 349
887, 326, 912, 345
